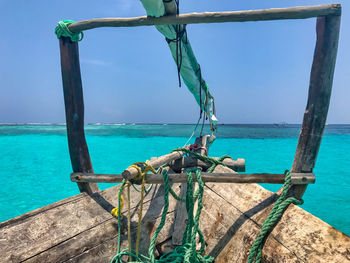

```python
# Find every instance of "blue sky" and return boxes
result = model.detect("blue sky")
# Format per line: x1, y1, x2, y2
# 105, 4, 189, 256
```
0, 0, 349, 124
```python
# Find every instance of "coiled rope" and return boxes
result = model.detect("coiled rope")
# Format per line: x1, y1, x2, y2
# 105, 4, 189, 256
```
54, 20, 83, 42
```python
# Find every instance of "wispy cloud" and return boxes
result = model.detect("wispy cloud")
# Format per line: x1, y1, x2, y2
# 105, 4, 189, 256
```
81, 59, 111, 66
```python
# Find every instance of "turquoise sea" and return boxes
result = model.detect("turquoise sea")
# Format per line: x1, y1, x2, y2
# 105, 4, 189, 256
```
0, 124, 349, 235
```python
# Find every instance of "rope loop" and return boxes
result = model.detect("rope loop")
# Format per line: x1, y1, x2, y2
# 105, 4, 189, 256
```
247, 170, 304, 263
55, 20, 84, 42
127, 162, 157, 185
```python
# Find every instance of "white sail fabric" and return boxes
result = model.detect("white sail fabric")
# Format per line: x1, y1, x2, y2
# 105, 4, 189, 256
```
140, 0, 217, 129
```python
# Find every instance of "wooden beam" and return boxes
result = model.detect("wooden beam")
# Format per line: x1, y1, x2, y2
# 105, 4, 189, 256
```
169, 156, 245, 172
121, 150, 186, 180
71, 172, 315, 184
67, 4, 341, 33
59, 37, 99, 194
290, 14, 341, 199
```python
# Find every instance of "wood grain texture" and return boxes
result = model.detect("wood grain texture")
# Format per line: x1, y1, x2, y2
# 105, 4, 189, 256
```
201, 186, 300, 262
0, 182, 179, 263
171, 183, 187, 246
59, 36, 98, 194
291, 14, 341, 199
204, 182, 350, 262
1, 177, 349, 262
71, 172, 315, 184
1, 186, 118, 262
68, 4, 341, 32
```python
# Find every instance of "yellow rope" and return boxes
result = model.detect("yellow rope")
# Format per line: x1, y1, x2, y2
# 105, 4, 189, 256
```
136, 173, 146, 256
128, 162, 157, 257
130, 162, 157, 181
111, 186, 125, 216
110, 160, 156, 217
111, 161, 157, 260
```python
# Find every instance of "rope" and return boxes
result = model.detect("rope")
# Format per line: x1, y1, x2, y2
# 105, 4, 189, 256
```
183, 115, 202, 147
172, 147, 232, 173
111, 183, 125, 217
127, 182, 132, 257
136, 170, 146, 256
110, 153, 302, 263
110, 162, 157, 260
110, 168, 214, 263
130, 162, 157, 257
115, 180, 126, 254
55, 20, 83, 42
247, 170, 304, 263
165, 25, 187, 88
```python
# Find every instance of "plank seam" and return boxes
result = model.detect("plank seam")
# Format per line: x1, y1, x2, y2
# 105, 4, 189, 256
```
59, 210, 176, 263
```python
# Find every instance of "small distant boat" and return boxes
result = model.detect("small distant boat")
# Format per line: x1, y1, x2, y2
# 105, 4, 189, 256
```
273, 121, 288, 127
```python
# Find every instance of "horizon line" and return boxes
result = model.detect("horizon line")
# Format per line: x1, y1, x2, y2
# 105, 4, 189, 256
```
0, 122, 349, 125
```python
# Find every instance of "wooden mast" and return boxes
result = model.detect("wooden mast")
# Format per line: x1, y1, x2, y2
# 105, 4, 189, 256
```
290, 14, 341, 199
59, 36, 99, 194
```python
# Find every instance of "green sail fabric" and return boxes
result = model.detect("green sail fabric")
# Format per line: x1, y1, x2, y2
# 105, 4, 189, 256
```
140, 0, 217, 128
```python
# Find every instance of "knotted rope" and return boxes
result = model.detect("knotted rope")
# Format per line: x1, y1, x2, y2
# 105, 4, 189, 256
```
110, 167, 214, 263
247, 170, 304, 263
172, 147, 232, 172
55, 20, 83, 42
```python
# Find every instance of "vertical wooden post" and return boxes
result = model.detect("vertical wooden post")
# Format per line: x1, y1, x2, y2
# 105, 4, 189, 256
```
290, 14, 341, 199
59, 36, 99, 194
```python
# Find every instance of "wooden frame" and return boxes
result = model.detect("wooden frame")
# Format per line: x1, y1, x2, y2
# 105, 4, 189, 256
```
59, 4, 341, 196
59, 37, 99, 194
290, 14, 340, 198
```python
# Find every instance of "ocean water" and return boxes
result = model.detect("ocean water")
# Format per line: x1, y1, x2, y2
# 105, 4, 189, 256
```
0, 124, 349, 235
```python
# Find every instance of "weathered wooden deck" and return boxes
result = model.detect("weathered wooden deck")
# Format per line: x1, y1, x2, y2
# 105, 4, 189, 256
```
1, 181, 349, 262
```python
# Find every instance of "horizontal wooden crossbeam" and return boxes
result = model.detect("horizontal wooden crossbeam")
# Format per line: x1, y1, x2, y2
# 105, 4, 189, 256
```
68, 4, 341, 33
71, 172, 315, 185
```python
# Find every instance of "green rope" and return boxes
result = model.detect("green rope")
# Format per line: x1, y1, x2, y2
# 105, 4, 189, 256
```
172, 147, 232, 173
247, 170, 304, 263
131, 182, 153, 194
116, 180, 126, 255
55, 20, 83, 42
110, 168, 214, 263
110, 150, 302, 263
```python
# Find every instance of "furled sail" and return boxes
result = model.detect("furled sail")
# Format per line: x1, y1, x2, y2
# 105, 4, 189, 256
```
140, 0, 217, 130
